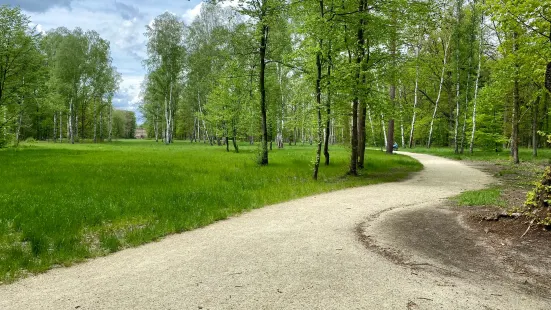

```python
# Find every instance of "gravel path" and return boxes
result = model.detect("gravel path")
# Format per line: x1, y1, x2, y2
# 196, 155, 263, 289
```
1, 153, 549, 309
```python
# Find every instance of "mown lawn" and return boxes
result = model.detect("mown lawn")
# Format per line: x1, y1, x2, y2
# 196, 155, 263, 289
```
0, 140, 422, 283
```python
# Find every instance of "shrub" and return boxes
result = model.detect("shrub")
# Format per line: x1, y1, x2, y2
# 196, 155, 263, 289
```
524, 166, 551, 226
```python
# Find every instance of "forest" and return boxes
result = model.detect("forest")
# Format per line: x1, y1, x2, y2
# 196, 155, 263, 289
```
1, 0, 551, 178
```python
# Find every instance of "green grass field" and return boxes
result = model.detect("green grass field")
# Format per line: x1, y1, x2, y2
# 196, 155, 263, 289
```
0, 140, 422, 283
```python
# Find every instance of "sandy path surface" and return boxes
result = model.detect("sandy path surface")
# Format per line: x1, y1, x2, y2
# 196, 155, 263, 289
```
1, 153, 549, 309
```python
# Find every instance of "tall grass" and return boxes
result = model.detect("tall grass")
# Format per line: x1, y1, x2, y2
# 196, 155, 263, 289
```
0, 141, 421, 283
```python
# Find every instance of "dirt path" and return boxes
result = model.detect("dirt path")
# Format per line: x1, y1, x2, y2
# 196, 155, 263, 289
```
1, 153, 549, 309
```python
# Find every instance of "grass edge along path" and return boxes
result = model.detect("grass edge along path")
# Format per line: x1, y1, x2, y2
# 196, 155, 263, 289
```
0, 141, 422, 284
405, 147, 551, 210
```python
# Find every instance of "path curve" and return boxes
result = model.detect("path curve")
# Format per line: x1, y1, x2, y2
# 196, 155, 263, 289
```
1, 153, 548, 309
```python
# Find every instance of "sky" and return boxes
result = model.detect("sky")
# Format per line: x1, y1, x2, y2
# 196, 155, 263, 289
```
2, 0, 205, 122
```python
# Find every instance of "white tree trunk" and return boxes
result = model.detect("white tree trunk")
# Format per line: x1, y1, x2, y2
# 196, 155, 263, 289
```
461, 41, 475, 154
93, 97, 97, 143
154, 114, 159, 142
108, 104, 113, 142
198, 93, 209, 143
100, 109, 103, 141
367, 107, 376, 146
454, 1, 461, 154
381, 113, 388, 149
408, 44, 421, 148
53, 113, 57, 142
15, 107, 22, 146
75, 114, 79, 142
470, 13, 484, 154
428, 35, 451, 148
399, 88, 405, 148
69, 98, 74, 144
59, 111, 63, 142
165, 80, 173, 145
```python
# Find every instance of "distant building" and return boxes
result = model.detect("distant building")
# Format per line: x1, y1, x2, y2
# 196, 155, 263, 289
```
135, 128, 147, 139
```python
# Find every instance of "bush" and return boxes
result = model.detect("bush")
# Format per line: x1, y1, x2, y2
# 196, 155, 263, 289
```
0, 134, 13, 148
524, 166, 551, 226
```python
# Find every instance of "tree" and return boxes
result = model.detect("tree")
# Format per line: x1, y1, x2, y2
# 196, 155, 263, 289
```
0, 6, 43, 146
144, 12, 186, 145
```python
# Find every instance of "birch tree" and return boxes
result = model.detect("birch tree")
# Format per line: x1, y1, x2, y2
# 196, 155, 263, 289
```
145, 13, 186, 145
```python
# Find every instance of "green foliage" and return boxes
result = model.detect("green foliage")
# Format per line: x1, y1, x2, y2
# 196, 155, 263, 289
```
524, 166, 551, 225
0, 141, 422, 283
111, 110, 136, 139
455, 188, 505, 207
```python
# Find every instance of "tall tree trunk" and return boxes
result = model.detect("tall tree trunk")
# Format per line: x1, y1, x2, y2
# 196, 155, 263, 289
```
545, 91, 550, 146
398, 87, 405, 148
75, 114, 79, 142
460, 45, 475, 153
323, 52, 332, 165
15, 106, 22, 146
1, 105, 6, 141
367, 106, 376, 146
165, 81, 172, 145
69, 97, 74, 144
259, 22, 269, 165
100, 109, 103, 141
512, 32, 520, 164
313, 4, 324, 181
512, 78, 520, 164
276, 63, 285, 149
53, 113, 57, 143
350, 0, 366, 174
358, 99, 367, 168
387, 12, 397, 155
198, 93, 209, 144
81, 102, 85, 140
342, 113, 350, 148
313, 44, 323, 180
154, 114, 159, 142
93, 97, 97, 143
350, 98, 359, 175
59, 111, 62, 142
546, 61, 551, 94
408, 44, 420, 148
532, 96, 540, 157
469, 14, 483, 154
232, 125, 239, 153
108, 104, 113, 142
427, 35, 451, 149
171, 110, 175, 143
381, 113, 388, 150
454, 0, 462, 154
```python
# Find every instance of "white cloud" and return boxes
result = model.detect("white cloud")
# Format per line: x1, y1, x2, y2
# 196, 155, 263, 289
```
182, 2, 202, 24
21, 0, 204, 120
220, 0, 240, 8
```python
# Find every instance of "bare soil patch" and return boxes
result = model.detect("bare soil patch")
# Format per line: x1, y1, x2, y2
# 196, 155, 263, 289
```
363, 205, 551, 300
461, 205, 551, 293
362, 159, 551, 300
